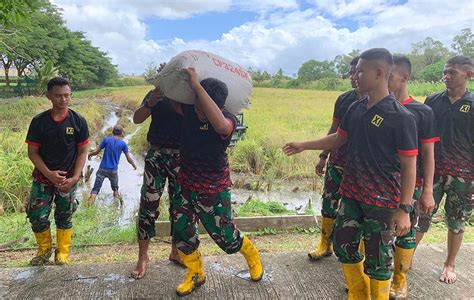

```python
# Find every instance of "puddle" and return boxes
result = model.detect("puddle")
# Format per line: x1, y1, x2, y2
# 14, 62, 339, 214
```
104, 273, 126, 283
209, 262, 237, 276
235, 270, 273, 282
75, 275, 98, 285
14, 269, 37, 281
231, 174, 323, 215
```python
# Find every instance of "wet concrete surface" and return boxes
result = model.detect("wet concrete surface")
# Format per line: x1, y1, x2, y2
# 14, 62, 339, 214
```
1, 244, 473, 299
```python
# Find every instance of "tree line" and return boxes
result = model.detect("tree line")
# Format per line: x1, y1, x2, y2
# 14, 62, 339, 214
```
250, 28, 473, 88
0, 0, 119, 93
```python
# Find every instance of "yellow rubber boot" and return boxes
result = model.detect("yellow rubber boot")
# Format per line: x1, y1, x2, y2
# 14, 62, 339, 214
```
30, 229, 53, 266
370, 278, 391, 300
390, 246, 414, 299
176, 249, 206, 296
308, 217, 335, 260
240, 235, 264, 281
55, 228, 73, 265
341, 262, 370, 300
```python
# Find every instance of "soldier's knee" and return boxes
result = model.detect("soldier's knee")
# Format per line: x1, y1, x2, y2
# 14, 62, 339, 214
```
30, 219, 50, 233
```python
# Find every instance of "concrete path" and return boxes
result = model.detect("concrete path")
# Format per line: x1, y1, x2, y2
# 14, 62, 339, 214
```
1, 244, 473, 299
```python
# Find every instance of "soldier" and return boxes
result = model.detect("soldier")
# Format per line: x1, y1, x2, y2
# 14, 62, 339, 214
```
171, 67, 263, 296
131, 83, 184, 279
388, 55, 438, 298
309, 56, 363, 260
25, 77, 89, 265
415, 55, 473, 284
283, 48, 418, 299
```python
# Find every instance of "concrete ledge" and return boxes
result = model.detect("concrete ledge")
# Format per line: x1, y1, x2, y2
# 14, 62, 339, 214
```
155, 215, 320, 236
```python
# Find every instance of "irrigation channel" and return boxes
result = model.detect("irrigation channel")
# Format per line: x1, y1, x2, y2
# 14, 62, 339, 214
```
78, 106, 323, 227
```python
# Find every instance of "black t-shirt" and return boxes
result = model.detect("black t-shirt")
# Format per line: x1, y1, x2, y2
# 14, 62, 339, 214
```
26, 109, 89, 185
329, 89, 360, 167
337, 95, 418, 208
178, 104, 237, 193
142, 93, 182, 149
401, 97, 439, 187
425, 90, 473, 180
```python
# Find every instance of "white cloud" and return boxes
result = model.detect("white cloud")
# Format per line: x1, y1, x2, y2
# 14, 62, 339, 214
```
51, 0, 474, 75
312, 0, 389, 18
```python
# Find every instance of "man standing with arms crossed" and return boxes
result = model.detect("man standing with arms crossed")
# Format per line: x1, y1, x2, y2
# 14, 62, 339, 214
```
284, 48, 418, 299
388, 55, 438, 298
309, 56, 362, 260
415, 55, 473, 284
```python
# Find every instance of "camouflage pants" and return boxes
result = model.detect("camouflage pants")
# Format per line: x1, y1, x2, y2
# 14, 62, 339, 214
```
137, 148, 181, 240
395, 187, 422, 249
333, 197, 396, 280
321, 162, 344, 218
26, 180, 78, 233
171, 188, 243, 255
417, 174, 473, 234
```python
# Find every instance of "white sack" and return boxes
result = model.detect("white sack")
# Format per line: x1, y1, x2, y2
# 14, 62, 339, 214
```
148, 50, 252, 115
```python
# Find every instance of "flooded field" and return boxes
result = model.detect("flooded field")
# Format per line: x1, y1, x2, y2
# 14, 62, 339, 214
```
78, 107, 323, 226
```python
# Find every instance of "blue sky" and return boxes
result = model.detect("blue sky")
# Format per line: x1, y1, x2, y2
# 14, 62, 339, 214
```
144, 10, 258, 41
52, 0, 473, 75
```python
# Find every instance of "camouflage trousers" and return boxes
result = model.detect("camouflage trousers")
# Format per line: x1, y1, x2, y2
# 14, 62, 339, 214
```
333, 197, 396, 280
137, 148, 181, 240
417, 174, 473, 234
395, 187, 422, 249
26, 180, 78, 233
171, 188, 243, 255
321, 162, 344, 219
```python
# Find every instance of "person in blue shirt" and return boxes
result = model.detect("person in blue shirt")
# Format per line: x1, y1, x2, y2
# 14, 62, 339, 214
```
87, 124, 137, 205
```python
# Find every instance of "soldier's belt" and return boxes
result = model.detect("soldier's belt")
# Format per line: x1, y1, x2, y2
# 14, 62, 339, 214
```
149, 145, 180, 155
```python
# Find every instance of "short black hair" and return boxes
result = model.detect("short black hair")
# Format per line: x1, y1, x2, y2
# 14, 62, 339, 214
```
393, 55, 412, 76
200, 78, 228, 109
360, 48, 393, 65
360, 48, 393, 78
350, 56, 360, 66
47, 77, 70, 91
446, 55, 474, 71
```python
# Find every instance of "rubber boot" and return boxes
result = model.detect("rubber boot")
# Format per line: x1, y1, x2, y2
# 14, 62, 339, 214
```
176, 249, 206, 296
30, 229, 52, 266
308, 217, 335, 260
239, 235, 264, 281
390, 246, 414, 299
54, 228, 73, 265
371, 278, 391, 300
341, 261, 370, 300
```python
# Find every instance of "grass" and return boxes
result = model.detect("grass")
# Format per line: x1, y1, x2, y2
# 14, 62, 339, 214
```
0, 205, 136, 250
0, 95, 106, 213
236, 197, 295, 217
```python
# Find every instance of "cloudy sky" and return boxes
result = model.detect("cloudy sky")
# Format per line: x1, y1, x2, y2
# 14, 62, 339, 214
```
51, 0, 473, 76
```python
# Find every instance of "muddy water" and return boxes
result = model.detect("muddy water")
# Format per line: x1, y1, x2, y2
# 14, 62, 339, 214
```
231, 175, 322, 215
79, 109, 143, 226
79, 108, 323, 226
